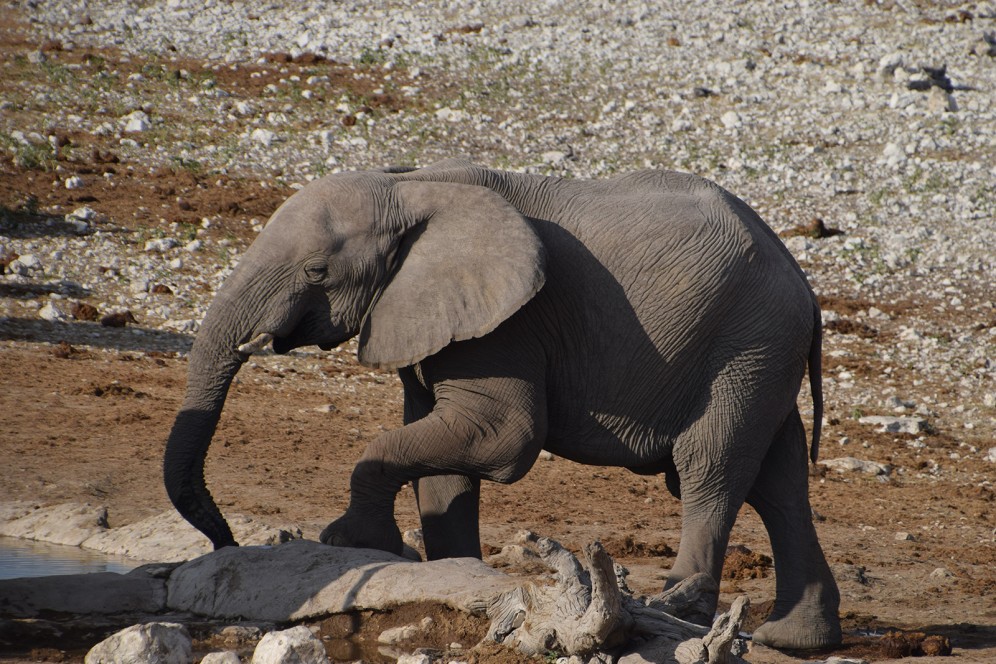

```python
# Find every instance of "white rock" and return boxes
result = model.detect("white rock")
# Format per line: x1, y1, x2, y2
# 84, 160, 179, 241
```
39, 302, 67, 322
234, 100, 255, 116
9, 253, 43, 275
0, 503, 109, 546
67, 206, 98, 222
184, 239, 203, 252
985, 447, 996, 463
929, 567, 954, 580
252, 626, 329, 664
895, 532, 915, 541
402, 528, 424, 551
670, 117, 693, 132
820, 457, 891, 476
85, 623, 192, 664
877, 52, 905, 80
542, 150, 568, 165
201, 652, 243, 664
435, 107, 468, 122
396, 655, 432, 664
378, 616, 433, 645
145, 238, 178, 253
882, 142, 906, 165
720, 110, 742, 128
250, 128, 278, 147
65, 175, 85, 189
858, 415, 927, 434
927, 87, 957, 113
168, 540, 518, 620
122, 110, 151, 132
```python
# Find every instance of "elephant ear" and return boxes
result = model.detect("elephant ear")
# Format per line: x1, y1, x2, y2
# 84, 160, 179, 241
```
358, 181, 545, 370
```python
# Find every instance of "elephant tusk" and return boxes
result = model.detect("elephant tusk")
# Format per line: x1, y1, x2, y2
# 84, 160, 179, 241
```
237, 333, 273, 355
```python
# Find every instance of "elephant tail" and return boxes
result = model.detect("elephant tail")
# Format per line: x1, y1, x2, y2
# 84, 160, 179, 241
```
808, 302, 823, 463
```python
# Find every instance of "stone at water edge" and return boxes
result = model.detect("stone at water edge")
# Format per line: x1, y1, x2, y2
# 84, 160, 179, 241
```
84, 623, 191, 664
0, 567, 167, 618
252, 625, 329, 664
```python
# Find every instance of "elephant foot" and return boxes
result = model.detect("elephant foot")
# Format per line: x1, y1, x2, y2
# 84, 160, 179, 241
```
319, 511, 404, 557
751, 601, 842, 650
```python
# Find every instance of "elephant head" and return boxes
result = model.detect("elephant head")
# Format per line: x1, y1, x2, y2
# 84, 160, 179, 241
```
163, 172, 546, 548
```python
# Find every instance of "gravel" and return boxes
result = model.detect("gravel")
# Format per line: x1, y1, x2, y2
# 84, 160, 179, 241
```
2, 1, 994, 483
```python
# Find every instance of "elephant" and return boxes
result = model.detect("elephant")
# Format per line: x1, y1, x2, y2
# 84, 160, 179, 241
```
163, 158, 841, 650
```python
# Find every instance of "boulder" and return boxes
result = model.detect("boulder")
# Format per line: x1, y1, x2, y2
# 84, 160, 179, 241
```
0, 565, 167, 617
167, 539, 521, 621
84, 622, 191, 664
251, 625, 329, 664
0, 503, 108, 546
81, 509, 301, 563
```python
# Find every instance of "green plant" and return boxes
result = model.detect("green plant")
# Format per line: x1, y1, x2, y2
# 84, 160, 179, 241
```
1, 132, 57, 171
169, 156, 203, 174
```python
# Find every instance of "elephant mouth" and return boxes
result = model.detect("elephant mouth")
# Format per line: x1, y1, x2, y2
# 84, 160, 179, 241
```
274, 329, 351, 355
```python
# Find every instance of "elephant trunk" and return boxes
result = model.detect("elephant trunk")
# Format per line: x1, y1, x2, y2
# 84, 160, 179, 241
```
164, 291, 251, 549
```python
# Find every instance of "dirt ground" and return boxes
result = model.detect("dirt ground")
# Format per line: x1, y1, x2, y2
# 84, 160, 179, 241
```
1, 13, 994, 664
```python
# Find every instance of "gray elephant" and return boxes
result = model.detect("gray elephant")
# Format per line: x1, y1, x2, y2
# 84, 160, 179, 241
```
164, 159, 841, 649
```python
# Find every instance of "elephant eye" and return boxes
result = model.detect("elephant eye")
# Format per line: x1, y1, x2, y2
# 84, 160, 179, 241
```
304, 261, 329, 284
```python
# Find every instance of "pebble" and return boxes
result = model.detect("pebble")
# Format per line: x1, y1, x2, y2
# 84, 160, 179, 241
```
121, 110, 151, 132
927, 88, 957, 113
64, 175, 84, 189
8, 253, 43, 276
720, 111, 742, 128
144, 238, 177, 253
39, 302, 67, 321
250, 128, 277, 147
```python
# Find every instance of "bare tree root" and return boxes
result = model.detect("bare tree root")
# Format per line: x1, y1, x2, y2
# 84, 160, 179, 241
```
485, 532, 749, 664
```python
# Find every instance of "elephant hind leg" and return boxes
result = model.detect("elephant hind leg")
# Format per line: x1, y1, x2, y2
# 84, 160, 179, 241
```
747, 407, 842, 649
664, 422, 764, 625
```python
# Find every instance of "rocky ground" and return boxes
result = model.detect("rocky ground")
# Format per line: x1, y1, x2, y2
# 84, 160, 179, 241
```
1, 0, 994, 662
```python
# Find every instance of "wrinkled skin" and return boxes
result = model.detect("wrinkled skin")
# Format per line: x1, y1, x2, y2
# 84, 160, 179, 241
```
164, 160, 841, 649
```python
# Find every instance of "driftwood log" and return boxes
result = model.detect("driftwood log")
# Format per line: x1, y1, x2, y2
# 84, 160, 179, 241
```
486, 531, 749, 664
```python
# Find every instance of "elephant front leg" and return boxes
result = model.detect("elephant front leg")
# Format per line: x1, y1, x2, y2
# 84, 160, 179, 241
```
320, 380, 545, 558
319, 452, 407, 555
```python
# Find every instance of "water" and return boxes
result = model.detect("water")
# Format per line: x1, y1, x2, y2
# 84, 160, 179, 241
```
0, 537, 141, 579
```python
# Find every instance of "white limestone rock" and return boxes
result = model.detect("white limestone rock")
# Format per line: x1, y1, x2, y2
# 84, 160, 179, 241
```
251, 626, 329, 664
85, 623, 191, 664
